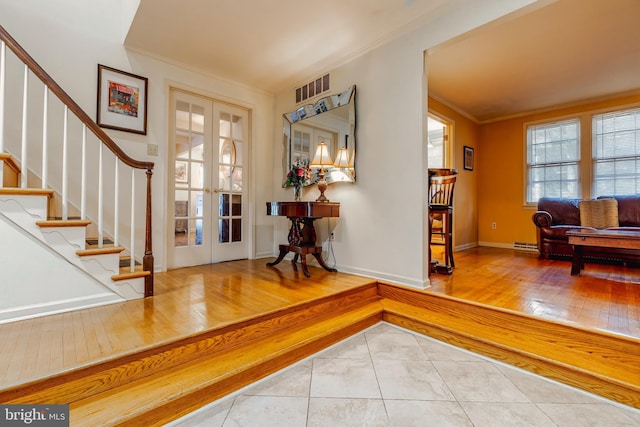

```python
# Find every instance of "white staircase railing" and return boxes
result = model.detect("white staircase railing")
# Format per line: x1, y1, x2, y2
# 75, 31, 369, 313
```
0, 24, 155, 295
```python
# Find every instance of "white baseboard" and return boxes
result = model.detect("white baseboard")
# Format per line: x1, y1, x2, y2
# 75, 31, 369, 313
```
336, 265, 430, 290
0, 293, 122, 325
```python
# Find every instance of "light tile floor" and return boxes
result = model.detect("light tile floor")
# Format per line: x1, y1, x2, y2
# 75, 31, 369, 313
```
170, 323, 640, 427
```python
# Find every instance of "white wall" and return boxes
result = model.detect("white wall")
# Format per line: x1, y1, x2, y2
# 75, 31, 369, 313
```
273, 0, 539, 288
0, 0, 276, 270
0, 214, 122, 323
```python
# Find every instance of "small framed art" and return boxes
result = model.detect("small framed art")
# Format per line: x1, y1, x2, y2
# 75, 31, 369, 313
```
97, 64, 148, 135
463, 146, 474, 171
175, 161, 188, 183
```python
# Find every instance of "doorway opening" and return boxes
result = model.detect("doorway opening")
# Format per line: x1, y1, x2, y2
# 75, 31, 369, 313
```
428, 114, 454, 251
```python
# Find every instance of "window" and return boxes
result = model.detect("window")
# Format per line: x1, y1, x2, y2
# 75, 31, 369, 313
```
427, 115, 450, 169
592, 108, 640, 197
526, 119, 580, 203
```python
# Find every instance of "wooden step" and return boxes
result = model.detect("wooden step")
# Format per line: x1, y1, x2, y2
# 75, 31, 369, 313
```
36, 220, 92, 228
377, 283, 640, 409
111, 270, 150, 282
3, 280, 636, 424
76, 247, 124, 257
0, 187, 54, 197
71, 300, 382, 426
85, 238, 138, 267
0, 283, 380, 425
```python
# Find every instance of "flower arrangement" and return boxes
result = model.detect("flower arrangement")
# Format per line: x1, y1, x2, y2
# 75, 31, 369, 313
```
284, 160, 312, 188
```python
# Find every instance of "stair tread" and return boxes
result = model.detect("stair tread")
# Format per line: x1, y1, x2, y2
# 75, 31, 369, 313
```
76, 247, 124, 256
36, 219, 92, 228
0, 188, 54, 197
111, 270, 151, 281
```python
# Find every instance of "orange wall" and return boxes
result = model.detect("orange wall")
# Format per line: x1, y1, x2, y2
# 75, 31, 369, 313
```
477, 93, 640, 247
429, 97, 479, 248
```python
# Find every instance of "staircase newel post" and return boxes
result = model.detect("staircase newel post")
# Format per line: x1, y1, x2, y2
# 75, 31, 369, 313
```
143, 167, 154, 296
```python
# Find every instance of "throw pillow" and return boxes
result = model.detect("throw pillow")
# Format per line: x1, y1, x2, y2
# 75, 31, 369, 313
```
579, 198, 619, 229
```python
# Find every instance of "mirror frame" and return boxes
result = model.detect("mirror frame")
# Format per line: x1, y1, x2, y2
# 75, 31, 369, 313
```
282, 85, 356, 187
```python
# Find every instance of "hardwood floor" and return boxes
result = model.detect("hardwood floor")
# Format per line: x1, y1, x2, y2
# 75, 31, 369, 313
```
0, 246, 639, 423
428, 246, 640, 338
1, 246, 639, 388
0, 259, 373, 389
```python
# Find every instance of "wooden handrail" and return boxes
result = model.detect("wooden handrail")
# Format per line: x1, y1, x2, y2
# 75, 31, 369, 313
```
0, 24, 155, 295
0, 25, 153, 171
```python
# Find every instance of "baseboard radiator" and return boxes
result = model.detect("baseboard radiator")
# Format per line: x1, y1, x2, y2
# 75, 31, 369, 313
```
513, 241, 538, 252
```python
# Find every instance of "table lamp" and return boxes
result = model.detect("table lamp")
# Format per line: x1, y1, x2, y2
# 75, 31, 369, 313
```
310, 142, 333, 202
333, 147, 350, 168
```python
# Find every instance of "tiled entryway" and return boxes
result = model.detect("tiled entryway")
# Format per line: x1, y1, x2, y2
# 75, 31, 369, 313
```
170, 323, 640, 426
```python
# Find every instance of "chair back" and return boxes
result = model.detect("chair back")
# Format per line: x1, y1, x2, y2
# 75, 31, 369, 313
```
429, 174, 456, 207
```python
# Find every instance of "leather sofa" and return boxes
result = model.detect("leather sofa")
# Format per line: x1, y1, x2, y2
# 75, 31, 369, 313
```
532, 195, 640, 263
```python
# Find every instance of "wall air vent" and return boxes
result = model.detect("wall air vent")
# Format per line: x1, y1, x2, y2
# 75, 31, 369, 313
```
295, 74, 330, 104
513, 242, 538, 252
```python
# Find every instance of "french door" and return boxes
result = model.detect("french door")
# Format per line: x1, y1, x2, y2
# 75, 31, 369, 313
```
168, 90, 249, 268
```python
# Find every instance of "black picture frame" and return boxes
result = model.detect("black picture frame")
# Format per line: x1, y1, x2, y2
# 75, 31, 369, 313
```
97, 64, 148, 135
464, 146, 474, 171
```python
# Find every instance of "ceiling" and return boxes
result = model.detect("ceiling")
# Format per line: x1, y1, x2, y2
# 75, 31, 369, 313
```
427, 0, 640, 122
124, 0, 451, 92
125, 0, 640, 123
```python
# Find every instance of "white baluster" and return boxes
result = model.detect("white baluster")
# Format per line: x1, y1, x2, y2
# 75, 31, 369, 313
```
0, 41, 5, 153
130, 169, 135, 272
41, 87, 48, 189
98, 144, 103, 248
20, 65, 28, 189
81, 125, 86, 220
61, 106, 68, 220
114, 158, 119, 247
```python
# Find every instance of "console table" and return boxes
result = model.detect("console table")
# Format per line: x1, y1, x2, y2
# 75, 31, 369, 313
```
266, 201, 340, 277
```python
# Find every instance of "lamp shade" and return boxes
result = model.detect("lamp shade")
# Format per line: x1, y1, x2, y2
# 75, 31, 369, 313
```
333, 147, 350, 168
310, 142, 333, 167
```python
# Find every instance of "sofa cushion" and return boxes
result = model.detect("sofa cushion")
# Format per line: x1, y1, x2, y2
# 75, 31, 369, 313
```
579, 199, 619, 229
612, 195, 640, 226
537, 197, 581, 226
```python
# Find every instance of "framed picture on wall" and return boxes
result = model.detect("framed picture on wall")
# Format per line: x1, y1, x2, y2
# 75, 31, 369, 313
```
464, 146, 474, 171
175, 161, 188, 183
97, 64, 148, 135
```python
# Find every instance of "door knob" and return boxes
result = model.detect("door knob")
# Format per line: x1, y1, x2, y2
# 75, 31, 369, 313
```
204, 187, 211, 194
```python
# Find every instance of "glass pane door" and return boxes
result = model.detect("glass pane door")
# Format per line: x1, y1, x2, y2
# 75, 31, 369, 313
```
213, 104, 248, 261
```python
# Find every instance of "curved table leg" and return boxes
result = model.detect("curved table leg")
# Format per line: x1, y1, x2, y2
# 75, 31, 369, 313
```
313, 252, 338, 273
267, 244, 337, 277
266, 245, 288, 267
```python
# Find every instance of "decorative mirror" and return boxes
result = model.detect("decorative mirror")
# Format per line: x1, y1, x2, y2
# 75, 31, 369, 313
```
282, 85, 356, 186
